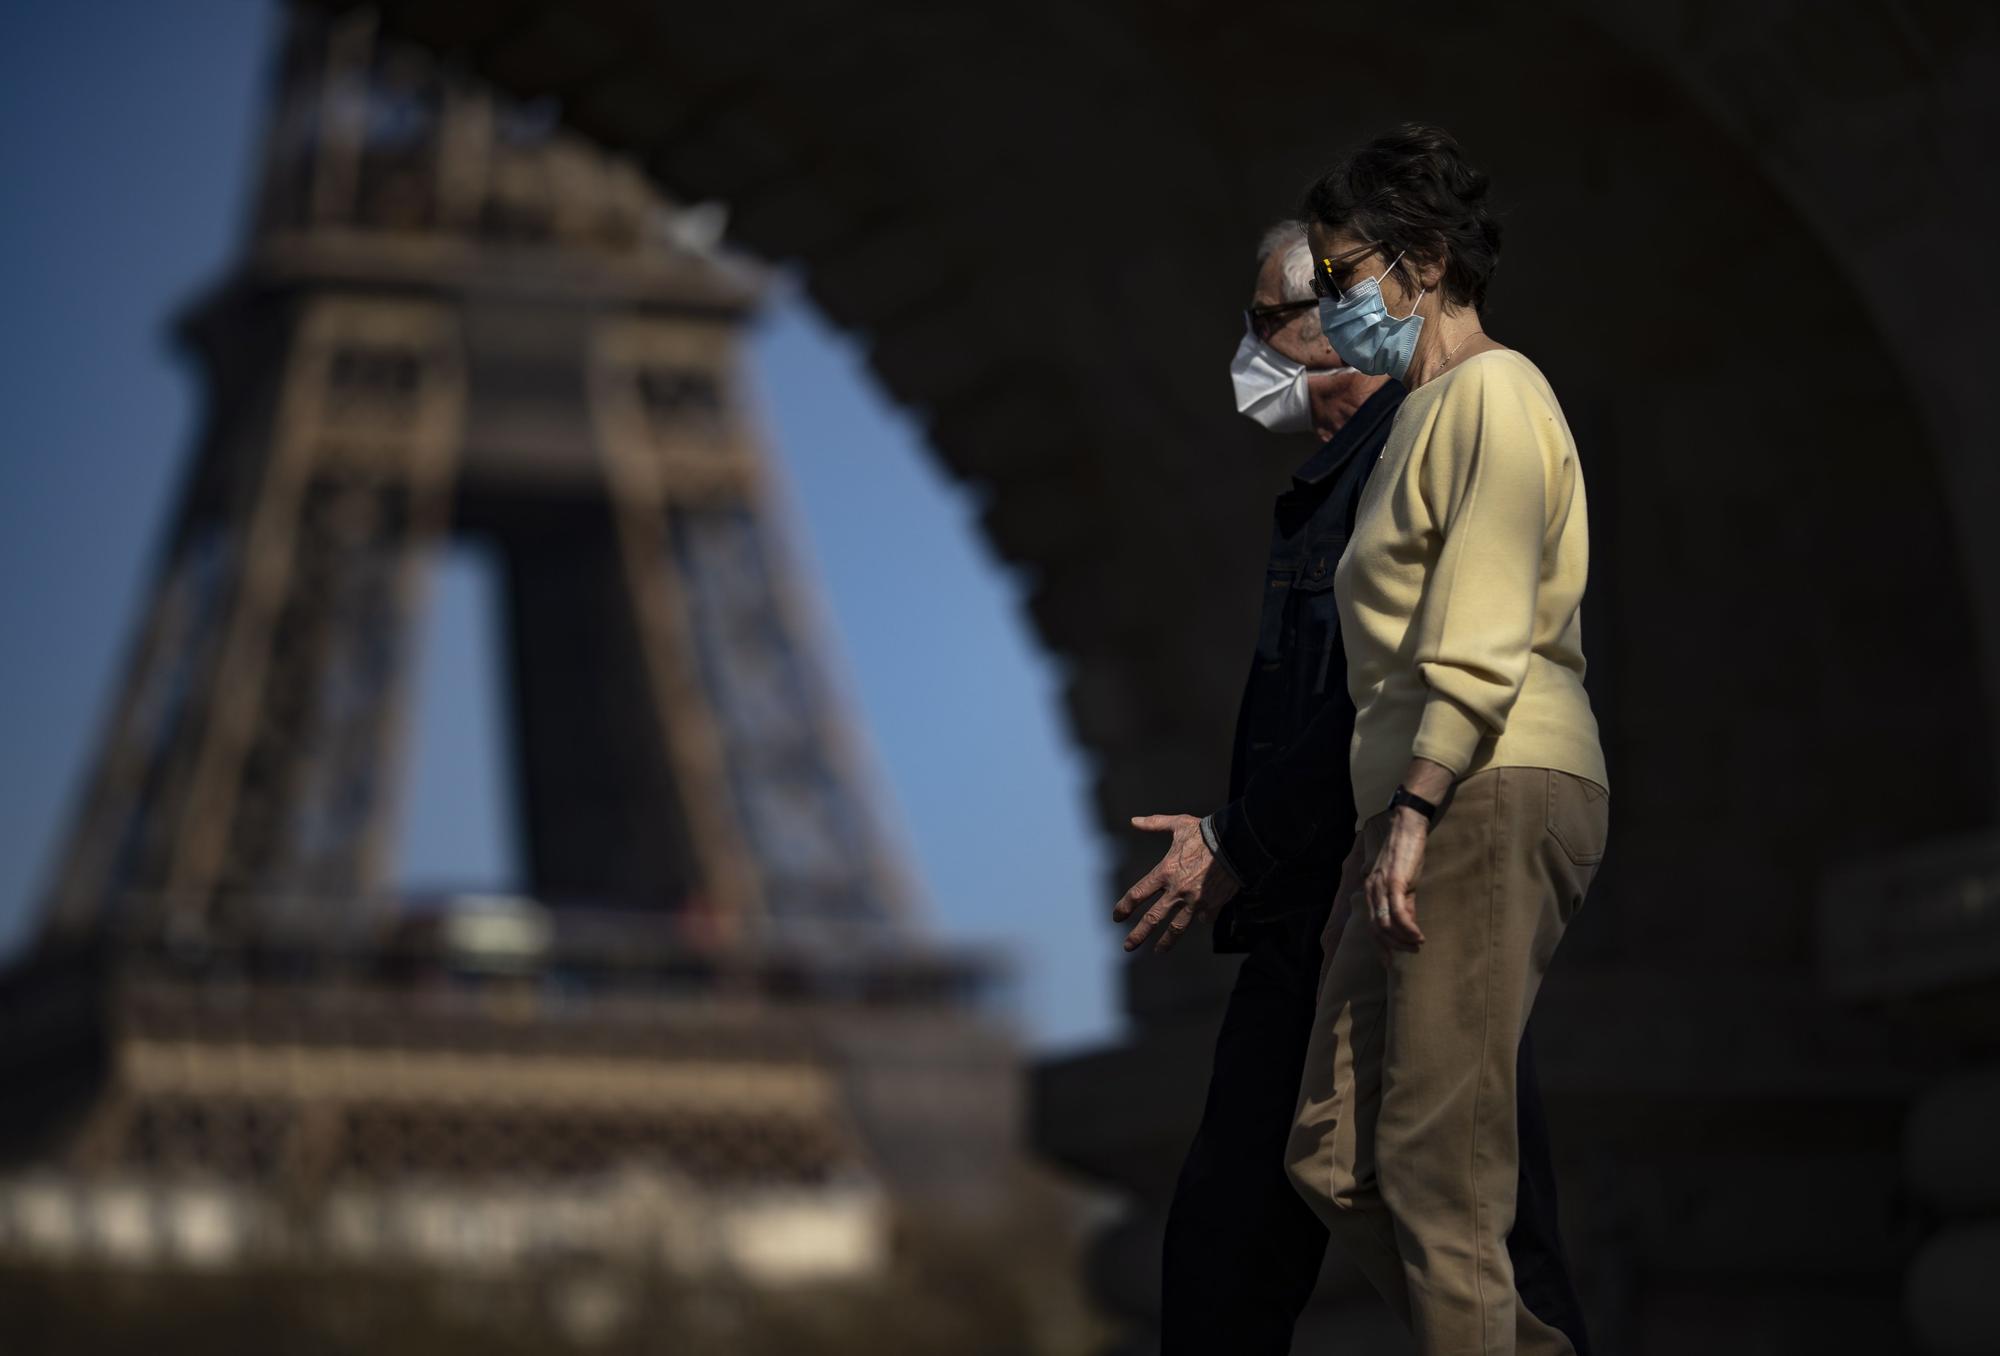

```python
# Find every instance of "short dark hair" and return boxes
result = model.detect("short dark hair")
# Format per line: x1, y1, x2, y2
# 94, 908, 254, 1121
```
1297, 122, 1503, 312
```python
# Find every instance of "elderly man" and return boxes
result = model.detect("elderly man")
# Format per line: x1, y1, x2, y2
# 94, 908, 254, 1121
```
1112, 223, 1593, 1355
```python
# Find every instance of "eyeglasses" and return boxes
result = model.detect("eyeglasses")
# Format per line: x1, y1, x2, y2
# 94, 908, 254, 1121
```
1242, 297, 1318, 340
1312, 241, 1387, 302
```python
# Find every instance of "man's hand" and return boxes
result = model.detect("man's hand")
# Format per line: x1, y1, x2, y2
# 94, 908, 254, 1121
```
1111, 814, 1242, 954
1308, 370, 1393, 441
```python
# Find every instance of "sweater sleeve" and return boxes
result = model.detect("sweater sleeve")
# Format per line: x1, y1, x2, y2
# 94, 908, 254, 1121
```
1407, 360, 1557, 774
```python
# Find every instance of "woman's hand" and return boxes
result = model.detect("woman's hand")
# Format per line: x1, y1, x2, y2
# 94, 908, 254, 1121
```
1359, 759, 1455, 956
1362, 805, 1430, 954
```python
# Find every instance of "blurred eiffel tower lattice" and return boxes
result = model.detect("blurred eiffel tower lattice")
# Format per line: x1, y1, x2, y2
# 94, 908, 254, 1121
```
0, 6, 1025, 1332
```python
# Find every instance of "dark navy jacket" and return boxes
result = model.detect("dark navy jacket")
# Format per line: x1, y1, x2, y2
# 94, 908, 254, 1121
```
1210, 379, 1408, 954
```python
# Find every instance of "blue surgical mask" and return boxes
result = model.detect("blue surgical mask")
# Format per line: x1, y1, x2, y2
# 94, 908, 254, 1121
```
1317, 249, 1426, 382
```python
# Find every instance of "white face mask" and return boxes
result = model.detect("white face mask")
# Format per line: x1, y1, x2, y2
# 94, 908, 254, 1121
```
1229, 321, 1349, 435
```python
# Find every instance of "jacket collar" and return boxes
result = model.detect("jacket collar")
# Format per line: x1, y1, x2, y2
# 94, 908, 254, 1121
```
1289, 378, 1408, 489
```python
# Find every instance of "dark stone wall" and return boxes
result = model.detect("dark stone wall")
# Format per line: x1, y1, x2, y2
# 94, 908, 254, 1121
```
323, 1, 2000, 1348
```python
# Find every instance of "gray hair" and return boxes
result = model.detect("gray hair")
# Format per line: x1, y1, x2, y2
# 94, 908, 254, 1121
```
1256, 219, 1315, 303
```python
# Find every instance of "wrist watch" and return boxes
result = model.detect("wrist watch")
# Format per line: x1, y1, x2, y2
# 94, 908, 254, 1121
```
1388, 784, 1440, 825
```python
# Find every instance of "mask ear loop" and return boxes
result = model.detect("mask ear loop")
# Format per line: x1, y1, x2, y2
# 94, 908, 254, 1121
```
1386, 250, 1426, 319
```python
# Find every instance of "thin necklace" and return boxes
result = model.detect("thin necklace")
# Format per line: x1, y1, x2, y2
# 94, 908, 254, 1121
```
1437, 328, 1484, 372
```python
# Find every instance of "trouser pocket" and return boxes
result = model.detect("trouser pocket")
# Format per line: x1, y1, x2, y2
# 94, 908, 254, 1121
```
1544, 770, 1609, 867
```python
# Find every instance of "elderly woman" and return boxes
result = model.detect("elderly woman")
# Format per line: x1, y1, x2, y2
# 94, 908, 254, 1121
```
1282, 124, 1612, 1356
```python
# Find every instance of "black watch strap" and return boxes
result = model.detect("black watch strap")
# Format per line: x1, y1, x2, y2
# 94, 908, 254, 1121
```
1389, 785, 1440, 824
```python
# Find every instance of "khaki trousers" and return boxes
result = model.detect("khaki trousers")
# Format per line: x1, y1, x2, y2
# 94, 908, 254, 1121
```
1284, 766, 1609, 1356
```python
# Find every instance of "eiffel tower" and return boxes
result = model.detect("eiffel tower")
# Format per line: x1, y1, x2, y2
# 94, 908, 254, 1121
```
0, 5, 1013, 1319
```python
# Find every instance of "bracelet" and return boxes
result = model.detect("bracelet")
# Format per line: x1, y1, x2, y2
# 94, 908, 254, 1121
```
1388, 785, 1440, 825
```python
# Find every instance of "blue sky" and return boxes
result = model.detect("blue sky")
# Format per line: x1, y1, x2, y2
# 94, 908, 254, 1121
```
0, 1, 1118, 1053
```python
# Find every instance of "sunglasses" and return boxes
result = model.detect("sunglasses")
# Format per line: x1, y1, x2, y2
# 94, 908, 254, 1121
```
1243, 297, 1318, 339
1311, 241, 1388, 302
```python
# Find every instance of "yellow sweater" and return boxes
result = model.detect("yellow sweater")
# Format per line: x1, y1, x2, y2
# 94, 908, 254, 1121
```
1334, 347, 1609, 832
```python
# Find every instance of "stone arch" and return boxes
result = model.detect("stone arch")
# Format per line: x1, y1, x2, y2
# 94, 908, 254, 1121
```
343, 0, 1991, 924
325, 0, 1997, 1342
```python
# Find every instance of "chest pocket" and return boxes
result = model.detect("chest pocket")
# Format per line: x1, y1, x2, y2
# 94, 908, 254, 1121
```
1280, 536, 1344, 700
1254, 565, 1296, 661
1293, 541, 1345, 697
